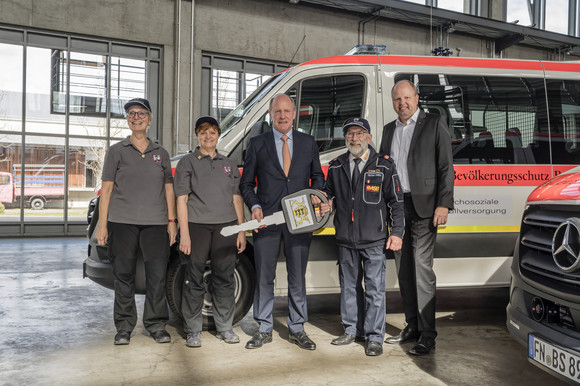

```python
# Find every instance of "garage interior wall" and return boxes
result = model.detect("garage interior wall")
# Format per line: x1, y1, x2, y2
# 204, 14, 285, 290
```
0, 0, 578, 236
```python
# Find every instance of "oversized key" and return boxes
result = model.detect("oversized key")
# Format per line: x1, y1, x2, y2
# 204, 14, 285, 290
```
220, 189, 330, 236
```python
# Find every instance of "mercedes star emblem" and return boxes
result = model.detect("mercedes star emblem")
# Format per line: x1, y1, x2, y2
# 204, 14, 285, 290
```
552, 217, 580, 273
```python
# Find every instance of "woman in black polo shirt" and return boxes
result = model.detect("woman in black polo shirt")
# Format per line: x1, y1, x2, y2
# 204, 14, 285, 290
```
174, 116, 246, 348
96, 98, 177, 346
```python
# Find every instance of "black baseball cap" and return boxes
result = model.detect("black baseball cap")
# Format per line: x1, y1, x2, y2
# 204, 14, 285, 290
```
342, 117, 371, 135
195, 116, 220, 129
124, 98, 152, 113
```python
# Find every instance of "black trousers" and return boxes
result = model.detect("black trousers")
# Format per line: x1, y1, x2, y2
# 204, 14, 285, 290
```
252, 225, 311, 334
394, 194, 438, 339
108, 222, 169, 334
181, 221, 237, 333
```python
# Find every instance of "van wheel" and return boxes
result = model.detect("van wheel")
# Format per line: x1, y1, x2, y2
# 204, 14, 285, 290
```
30, 197, 45, 210
166, 252, 255, 330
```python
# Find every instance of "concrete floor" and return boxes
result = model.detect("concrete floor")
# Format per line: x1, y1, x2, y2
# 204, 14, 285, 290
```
0, 237, 565, 386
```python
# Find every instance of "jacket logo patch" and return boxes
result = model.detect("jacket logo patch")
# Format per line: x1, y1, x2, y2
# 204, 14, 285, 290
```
152, 154, 161, 163
366, 185, 380, 192
223, 166, 232, 176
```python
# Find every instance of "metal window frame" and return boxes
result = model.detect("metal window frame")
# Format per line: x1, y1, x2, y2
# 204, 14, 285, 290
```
0, 24, 162, 237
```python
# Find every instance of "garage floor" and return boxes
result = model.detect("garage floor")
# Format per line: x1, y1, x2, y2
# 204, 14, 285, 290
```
0, 237, 566, 385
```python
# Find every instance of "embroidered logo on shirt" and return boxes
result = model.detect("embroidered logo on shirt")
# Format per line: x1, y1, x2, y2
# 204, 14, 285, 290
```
152, 154, 161, 163
223, 166, 232, 176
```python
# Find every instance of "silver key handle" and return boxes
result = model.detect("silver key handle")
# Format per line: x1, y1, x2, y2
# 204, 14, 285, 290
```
220, 189, 330, 236
281, 188, 330, 234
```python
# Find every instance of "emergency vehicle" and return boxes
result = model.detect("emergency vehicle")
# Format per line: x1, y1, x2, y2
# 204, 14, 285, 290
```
84, 47, 580, 328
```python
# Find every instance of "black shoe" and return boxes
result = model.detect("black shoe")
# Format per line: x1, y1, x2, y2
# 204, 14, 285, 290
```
331, 333, 356, 346
289, 331, 316, 350
385, 325, 420, 344
114, 331, 131, 345
365, 341, 383, 356
409, 336, 436, 356
150, 329, 171, 343
245, 332, 272, 349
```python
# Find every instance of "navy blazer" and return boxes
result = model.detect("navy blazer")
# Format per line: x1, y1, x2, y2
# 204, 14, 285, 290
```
379, 110, 454, 218
240, 130, 325, 216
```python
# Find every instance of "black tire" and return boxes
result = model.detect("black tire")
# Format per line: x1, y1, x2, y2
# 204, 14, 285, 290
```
166, 252, 255, 330
30, 197, 45, 210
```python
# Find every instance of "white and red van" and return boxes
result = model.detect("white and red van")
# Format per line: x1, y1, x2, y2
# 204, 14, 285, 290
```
85, 49, 580, 328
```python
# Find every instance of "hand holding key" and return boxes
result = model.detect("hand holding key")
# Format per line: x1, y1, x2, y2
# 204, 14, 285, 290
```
221, 189, 330, 237
251, 207, 266, 233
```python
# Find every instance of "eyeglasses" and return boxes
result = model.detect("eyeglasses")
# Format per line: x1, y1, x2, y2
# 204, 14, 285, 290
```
345, 131, 367, 139
127, 111, 149, 118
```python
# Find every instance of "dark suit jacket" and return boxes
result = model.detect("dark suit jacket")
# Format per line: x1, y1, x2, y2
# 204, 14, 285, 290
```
240, 130, 325, 217
379, 110, 454, 218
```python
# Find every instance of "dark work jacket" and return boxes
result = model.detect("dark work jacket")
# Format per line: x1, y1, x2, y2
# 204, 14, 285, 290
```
324, 146, 405, 249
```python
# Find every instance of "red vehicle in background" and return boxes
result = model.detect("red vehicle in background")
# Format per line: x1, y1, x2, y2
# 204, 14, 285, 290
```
0, 164, 65, 210
507, 166, 580, 383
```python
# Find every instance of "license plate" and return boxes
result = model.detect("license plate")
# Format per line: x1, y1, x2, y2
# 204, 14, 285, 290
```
529, 334, 580, 382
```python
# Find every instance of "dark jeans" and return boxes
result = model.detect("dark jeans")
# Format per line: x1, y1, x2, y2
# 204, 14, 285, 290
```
108, 222, 169, 334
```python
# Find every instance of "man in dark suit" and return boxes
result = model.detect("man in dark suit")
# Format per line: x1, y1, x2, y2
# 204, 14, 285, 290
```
379, 80, 454, 356
240, 93, 325, 350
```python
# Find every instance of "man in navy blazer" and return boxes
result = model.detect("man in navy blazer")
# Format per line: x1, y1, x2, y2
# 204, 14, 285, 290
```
240, 94, 325, 350
380, 80, 454, 356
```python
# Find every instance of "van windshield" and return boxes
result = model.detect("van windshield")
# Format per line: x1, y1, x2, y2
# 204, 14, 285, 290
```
219, 71, 288, 138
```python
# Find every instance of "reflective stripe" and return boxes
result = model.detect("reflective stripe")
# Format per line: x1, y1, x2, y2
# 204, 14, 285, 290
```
437, 225, 520, 233
313, 225, 520, 235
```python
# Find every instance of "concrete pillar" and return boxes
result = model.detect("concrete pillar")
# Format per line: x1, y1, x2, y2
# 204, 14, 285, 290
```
488, 0, 506, 21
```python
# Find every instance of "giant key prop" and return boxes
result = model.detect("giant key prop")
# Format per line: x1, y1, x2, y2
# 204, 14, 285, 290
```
220, 189, 330, 236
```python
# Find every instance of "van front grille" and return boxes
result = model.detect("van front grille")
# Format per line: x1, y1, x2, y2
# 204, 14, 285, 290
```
519, 204, 580, 296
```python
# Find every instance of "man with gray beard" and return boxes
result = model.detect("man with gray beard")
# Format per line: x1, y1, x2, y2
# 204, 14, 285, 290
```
320, 118, 404, 356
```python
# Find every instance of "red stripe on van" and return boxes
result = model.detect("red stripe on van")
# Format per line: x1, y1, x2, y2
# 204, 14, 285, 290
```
300, 55, 546, 71
542, 61, 580, 72
454, 165, 575, 187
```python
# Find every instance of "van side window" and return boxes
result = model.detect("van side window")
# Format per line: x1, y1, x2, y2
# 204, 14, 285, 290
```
545, 79, 580, 164
297, 75, 365, 153
396, 74, 546, 165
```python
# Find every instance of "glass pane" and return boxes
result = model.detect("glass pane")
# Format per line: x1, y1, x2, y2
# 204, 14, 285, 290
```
26, 47, 66, 135
547, 79, 580, 164
68, 52, 108, 137
298, 75, 365, 153
0, 134, 22, 223
212, 69, 240, 120
68, 136, 105, 222
438, 0, 464, 13
395, 73, 546, 165
245, 73, 271, 98
110, 56, 146, 116
545, 0, 569, 34
110, 56, 145, 139
402, 0, 425, 4
0, 43, 23, 133
507, 0, 532, 26
22, 135, 65, 222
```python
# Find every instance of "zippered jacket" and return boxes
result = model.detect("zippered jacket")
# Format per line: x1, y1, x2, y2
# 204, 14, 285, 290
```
324, 146, 404, 249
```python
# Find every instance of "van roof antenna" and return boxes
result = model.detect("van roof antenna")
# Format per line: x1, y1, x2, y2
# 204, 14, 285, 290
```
288, 35, 306, 67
